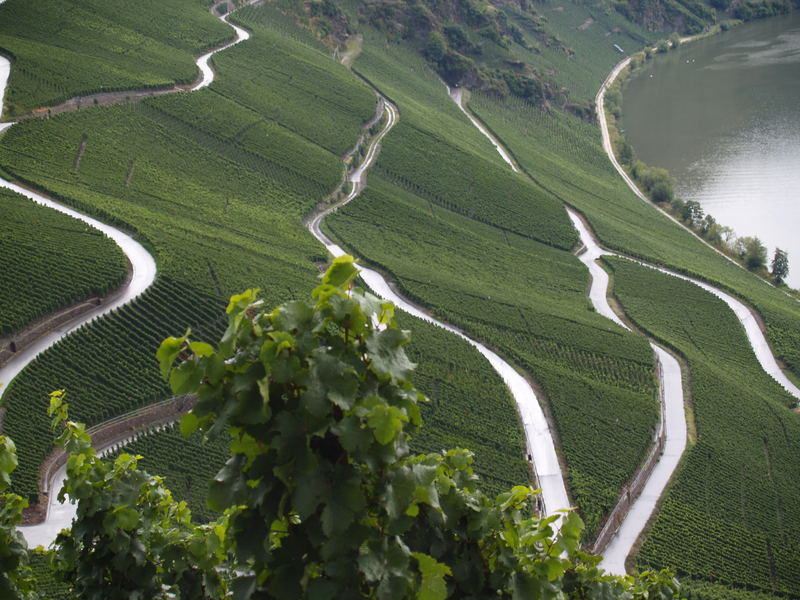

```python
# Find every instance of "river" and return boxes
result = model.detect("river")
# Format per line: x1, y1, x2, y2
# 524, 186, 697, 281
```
621, 12, 800, 288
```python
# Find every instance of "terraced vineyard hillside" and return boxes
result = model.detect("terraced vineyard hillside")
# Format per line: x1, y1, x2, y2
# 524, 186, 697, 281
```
325, 36, 660, 536
608, 258, 800, 596
0, 0, 232, 117
468, 93, 800, 381
1, 0, 799, 597
0, 2, 532, 522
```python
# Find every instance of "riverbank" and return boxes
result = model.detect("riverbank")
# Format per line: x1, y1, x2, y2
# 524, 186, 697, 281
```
607, 15, 800, 293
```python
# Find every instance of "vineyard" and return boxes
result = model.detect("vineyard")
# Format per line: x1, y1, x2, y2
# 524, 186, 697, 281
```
0, 187, 127, 336
0, 3, 373, 500
324, 37, 661, 536
0, 2, 538, 524
2, 0, 800, 596
606, 257, 800, 596
467, 91, 800, 381
0, 0, 232, 118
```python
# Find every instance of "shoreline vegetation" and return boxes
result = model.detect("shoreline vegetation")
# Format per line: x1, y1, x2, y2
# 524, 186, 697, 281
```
602, 26, 798, 296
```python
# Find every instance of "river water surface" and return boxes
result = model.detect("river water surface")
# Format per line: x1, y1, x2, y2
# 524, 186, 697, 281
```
622, 12, 800, 288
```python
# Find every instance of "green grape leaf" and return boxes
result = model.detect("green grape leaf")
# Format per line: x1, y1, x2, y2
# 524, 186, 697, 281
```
413, 553, 451, 600
367, 404, 407, 445
321, 255, 359, 287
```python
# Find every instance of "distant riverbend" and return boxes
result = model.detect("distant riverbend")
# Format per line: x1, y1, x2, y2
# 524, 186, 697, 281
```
622, 12, 800, 288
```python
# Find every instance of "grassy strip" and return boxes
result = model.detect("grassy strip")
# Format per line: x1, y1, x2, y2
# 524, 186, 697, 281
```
0, 188, 127, 335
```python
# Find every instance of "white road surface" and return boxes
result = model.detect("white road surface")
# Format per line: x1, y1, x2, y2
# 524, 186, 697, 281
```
567, 209, 687, 574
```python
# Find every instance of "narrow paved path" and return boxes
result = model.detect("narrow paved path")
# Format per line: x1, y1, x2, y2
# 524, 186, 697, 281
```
0, 10, 249, 546
307, 98, 571, 519
567, 211, 686, 574
451, 65, 800, 573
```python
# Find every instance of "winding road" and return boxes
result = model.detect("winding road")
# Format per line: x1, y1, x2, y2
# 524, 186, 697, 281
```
596, 55, 800, 402
449, 78, 800, 574
567, 211, 686, 574
0, 10, 249, 546
307, 97, 571, 520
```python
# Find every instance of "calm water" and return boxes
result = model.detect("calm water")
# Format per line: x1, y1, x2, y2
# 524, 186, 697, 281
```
622, 13, 800, 288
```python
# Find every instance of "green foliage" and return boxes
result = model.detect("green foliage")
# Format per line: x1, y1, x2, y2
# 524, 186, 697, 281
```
0, 188, 127, 336
48, 390, 227, 600
0, 269, 681, 598
0, 433, 36, 599
156, 257, 680, 598
0, 0, 232, 117
108, 426, 230, 523
735, 236, 768, 271
631, 161, 675, 205
771, 248, 789, 285
733, 0, 793, 21
605, 258, 800, 595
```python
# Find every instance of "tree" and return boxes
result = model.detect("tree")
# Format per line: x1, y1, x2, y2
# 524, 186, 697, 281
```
771, 248, 789, 284
699, 214, 715, 236
681, 200, 703, 227
423, 31, 447, 62
736, 236, 768, 270
651, 180, 674, 204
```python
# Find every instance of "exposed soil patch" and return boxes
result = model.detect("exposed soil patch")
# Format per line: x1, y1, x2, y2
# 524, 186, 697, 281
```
72, 134, 88, 170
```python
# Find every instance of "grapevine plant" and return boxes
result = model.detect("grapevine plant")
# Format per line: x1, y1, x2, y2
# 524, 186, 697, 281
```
1, 256, 680, 598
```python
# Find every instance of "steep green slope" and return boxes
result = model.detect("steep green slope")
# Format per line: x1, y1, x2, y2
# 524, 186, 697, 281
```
0, 6, 374, 499
0, 0, 232, 118
607, 257, 800, 596
468, 90, 800, 391
0, 4, 531, 515
325, 37, 660, 535
0, 188, 127, 336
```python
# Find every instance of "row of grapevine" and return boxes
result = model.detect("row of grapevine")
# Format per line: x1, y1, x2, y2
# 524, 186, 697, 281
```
0, 188, 127, 335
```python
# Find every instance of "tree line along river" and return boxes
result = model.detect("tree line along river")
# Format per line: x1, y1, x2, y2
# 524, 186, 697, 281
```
621, 12, 800, 288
